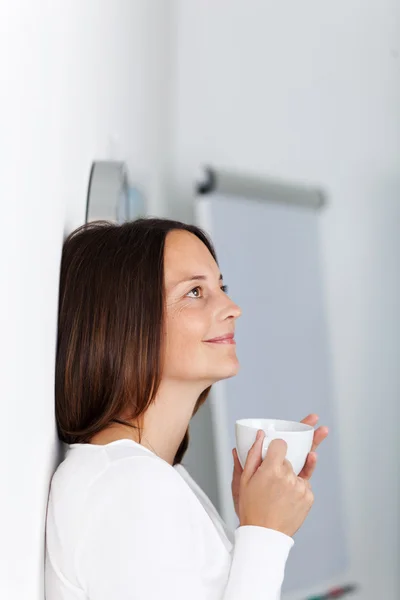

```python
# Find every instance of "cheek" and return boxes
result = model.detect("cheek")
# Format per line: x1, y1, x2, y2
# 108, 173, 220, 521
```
166, 306, 210, 352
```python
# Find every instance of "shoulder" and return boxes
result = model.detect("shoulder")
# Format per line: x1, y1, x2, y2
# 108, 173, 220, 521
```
88, 451, 190, 500
49, 446, 194, 535
75, 453, 201, 585
80, 451, 198, 532
52, 443, 186, 501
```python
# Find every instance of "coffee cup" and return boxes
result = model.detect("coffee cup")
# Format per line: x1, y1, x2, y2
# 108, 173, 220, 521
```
235, 418, 314, 475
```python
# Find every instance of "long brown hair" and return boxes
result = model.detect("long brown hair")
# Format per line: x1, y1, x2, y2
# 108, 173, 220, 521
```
55, 217, 218, 465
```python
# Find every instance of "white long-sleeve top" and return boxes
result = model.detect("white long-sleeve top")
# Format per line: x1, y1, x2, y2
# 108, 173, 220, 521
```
45, 438, 294, 599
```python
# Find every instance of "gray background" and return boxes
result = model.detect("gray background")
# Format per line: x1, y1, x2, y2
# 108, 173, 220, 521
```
184, 192, 348, 594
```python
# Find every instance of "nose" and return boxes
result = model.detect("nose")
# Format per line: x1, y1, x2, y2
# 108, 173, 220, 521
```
219, 294, 242, 322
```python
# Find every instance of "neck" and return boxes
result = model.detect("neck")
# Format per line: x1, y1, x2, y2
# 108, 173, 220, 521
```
118, 379, 210, 466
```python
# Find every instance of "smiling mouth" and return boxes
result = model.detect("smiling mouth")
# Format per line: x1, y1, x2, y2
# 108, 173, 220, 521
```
205, 339, 236, 345
204, 334, 235, 345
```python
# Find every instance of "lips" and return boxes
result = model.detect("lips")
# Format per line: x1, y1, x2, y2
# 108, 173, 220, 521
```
204, 333, 235, 344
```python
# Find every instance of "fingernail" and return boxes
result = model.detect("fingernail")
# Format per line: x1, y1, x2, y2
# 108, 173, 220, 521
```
257, 430, 263, 440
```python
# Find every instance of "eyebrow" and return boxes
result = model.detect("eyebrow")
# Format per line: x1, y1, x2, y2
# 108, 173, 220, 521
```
174, 273, 223, 286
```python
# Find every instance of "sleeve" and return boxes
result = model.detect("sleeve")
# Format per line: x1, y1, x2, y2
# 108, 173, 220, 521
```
75, 456, 293, 600
224, 525, 294, 598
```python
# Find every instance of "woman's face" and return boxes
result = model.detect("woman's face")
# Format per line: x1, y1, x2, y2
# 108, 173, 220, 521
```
163, 230, 242, 386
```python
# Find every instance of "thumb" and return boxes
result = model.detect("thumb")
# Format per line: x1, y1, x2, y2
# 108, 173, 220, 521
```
241, 430, 265, 485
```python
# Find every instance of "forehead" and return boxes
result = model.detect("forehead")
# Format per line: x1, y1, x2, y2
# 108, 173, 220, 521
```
163, 230, 218, 285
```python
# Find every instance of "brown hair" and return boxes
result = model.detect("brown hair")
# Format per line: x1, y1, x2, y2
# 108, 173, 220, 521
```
55, 217, 218, 465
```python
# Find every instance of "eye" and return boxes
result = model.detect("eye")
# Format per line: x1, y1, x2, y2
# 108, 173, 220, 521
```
186, 286, 203, 298
186, 285, 228, 298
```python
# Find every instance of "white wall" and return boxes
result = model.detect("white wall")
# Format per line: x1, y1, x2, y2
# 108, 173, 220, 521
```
171, 1, 400, 599
0, 2, 173, 599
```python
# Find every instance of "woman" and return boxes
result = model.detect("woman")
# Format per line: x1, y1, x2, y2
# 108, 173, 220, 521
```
45, 217, 328, 600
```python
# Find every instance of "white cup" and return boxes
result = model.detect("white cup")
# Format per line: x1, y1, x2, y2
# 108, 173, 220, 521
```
235, 418, 314, 475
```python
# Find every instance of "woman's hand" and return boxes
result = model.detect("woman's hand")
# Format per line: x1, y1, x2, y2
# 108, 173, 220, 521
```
231, 413, 329, 519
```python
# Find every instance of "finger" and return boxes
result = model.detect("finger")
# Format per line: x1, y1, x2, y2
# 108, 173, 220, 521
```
261, 438, 288, 469
232, 448, 243, 474
241, 430, 265, 484
296, 475, 308, 493
282, 457, 295, 475
311, 426, 329, 452
298, 451, 317, 480
296, 476, 312, 493
301, 413, 319, 427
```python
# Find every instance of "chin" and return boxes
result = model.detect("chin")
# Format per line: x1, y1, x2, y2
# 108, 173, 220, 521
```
209, 359, 240, 383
